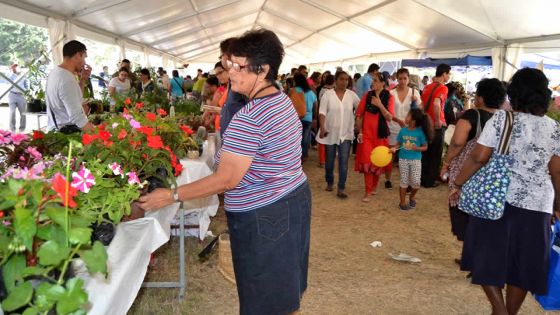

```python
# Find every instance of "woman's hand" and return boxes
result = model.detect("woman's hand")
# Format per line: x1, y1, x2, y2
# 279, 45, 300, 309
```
138, 188, 175, 212
448, 186, 461, 202
371, 95, 383, 109
357, 133, 363, 143
319, 128, 328, 139
411, 94, 418, 102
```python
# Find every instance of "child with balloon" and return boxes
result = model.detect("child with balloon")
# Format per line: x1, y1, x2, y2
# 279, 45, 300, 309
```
390, 108, 433, 210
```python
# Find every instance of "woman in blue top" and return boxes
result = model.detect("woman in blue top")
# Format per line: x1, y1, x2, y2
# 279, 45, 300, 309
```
391, 108, 432, 210
169, 70, 185, 101
294, 73, 317, 161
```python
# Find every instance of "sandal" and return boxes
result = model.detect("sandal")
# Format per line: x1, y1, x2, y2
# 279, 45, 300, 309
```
325, 185, 333, 192
337, 191, 348, 199
409, 199, 417, 208
399, 204, 411, 211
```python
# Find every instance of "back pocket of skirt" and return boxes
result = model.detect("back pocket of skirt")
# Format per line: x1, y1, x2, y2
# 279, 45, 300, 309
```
256, 202, 290, 241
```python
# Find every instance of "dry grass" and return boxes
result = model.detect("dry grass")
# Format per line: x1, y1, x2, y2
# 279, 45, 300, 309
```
128, 152, 552, 315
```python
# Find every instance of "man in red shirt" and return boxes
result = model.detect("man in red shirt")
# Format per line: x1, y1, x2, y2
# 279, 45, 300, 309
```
420, 63, 451, 187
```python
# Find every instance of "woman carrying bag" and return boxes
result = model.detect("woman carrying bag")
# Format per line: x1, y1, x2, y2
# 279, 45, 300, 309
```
451, 68, 560, 315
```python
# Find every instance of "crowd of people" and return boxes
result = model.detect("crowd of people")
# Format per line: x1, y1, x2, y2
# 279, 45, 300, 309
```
8, 27, 558, 315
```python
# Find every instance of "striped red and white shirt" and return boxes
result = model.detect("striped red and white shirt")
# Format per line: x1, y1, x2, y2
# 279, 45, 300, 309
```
216, 92, 307, 212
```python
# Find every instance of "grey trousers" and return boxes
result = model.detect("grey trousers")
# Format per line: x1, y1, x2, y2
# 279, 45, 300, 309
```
8, 92, 26, 132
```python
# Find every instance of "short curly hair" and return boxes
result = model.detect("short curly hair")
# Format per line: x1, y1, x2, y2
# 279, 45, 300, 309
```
229, 28, 284, 82
475, 78, 506, 109
507, 68, 551, 116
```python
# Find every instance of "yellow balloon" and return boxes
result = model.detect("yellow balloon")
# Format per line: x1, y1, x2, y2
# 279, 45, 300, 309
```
370, 145, 392, 168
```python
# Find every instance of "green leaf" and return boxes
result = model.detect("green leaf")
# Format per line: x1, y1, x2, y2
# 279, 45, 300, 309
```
0, 198, 16, 210
81, 241, 107, 275
8, 180, 24, 195
35, 282, 64, 312
20, 266, 46, 278
45, 205, 67, 228
69, 228, 92, 245
37, 225, 67, 244
37, 240, 70, 266
1, 281, 33, 311
23, 307, 39, 315
70, 215, 92, 228
14, 207, 37, 250
2, 254, 25, 293
56, 278, 88, 315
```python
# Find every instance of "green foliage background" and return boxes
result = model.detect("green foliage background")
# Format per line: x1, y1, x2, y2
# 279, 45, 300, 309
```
0, 18, 49, 65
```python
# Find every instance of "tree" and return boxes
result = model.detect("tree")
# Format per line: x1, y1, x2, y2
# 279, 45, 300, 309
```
0, 18, 49, 66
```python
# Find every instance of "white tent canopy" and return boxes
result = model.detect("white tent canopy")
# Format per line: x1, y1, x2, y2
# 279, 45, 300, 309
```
1, 0, 560, 79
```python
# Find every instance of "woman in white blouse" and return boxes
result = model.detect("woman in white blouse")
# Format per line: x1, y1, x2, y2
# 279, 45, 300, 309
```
452, 68, 560, 315
108, 67, 131, 110
388, 68, 422, 186
317, 71, 360, 198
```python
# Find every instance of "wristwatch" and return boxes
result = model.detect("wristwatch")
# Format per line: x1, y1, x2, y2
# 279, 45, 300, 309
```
172, 188, 180, 203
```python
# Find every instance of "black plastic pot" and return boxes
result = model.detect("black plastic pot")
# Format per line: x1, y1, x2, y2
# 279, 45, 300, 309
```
26, 99, 46, 113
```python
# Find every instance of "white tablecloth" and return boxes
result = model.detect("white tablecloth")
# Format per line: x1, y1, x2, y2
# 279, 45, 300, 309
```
83, 138, 219, 315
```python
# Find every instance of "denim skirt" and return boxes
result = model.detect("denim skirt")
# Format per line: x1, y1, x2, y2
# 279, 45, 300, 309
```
226, 182, 312, 315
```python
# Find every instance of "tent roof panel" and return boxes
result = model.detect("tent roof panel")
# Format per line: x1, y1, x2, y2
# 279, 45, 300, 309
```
354, 0, 495, 49
301, 0, 387, 17
319, 21, 406, 54
257, 11, 313, 37
264, 0, 340, 30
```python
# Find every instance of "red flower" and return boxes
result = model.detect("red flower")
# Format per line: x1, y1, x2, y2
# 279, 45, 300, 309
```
137, 126, 154, 136
33, 130, 45, 140
173, 162, 183, 176
123, 107, 129, 115
124, 97, 131, 105
51, 173, 78, 208
147, 135, 164, 149
98, 124, 106, 131
82, 134, 98, 145
118, 129, 127, 140
157, 108, 167, 116
136, 102, 144, 110
98, 129, 111, 142
146, 112, 157, 122
180, 125, 193, 136
143, 153, 148, 159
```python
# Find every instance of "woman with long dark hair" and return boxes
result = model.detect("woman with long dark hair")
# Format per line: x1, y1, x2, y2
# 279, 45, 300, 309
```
355, 72, 394, 202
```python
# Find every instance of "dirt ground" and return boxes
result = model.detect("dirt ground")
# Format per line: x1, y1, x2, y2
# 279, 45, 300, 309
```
128, 152, 552, 315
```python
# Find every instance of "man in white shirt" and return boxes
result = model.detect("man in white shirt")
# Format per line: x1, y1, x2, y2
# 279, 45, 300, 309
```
7, 63, 28, 132
46, 40, 94, 132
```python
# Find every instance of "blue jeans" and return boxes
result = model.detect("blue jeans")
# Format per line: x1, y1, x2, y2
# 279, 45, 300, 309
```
301, 120, 312, 158
226, 182, 311, 315
325, 140, 352, 190
8, 92, 26, 132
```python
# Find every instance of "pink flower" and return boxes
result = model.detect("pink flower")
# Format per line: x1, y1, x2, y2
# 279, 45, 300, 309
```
2, 221, 10, 226
0, 131, 11, 145
123, 113, 132, 120
26, 147, 42, 161
108, 162, 124, 177
129, 119, 141, 129
126, 171, 141, 186
71, 165, 96, 193
10, 133, 29, 145
112, 122, 119, 129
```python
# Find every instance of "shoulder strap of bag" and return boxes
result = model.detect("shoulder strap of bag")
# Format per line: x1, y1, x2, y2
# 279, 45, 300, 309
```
423, 83, 441, 115
474, 108, 482, 137
47, 102, 60, 130
497, 111, 514, 154
173, 77, 185, 94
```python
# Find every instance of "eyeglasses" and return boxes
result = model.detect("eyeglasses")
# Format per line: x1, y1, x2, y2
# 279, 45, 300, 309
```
226, 60, 250, 72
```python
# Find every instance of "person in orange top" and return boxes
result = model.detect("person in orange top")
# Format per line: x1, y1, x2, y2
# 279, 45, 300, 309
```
204, 61, 230, 132
355, 72, 394, 202
420, 63, 451, 187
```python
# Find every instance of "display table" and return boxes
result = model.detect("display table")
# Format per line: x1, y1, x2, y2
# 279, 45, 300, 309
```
81, 138, 219, 315
24, 111, 47, 130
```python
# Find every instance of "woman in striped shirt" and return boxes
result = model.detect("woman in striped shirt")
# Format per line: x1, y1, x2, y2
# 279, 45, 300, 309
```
140, 29, 311, 315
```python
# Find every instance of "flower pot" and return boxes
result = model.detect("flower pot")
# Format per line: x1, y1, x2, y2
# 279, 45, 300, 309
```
122, 201, 146, 222
187, 150, 199, 159
26, 99, 46, 113
91, 221, 115, 246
